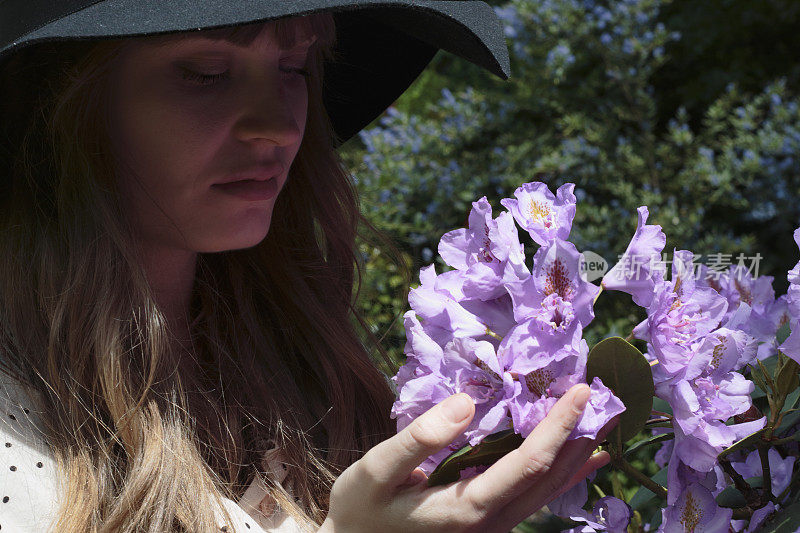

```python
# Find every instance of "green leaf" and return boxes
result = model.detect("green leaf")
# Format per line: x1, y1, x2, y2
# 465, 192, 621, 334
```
718, 428, 767, 459
652, 396, 673, 416
752, 384, 768, 400
716, 486, 747, 508
586, 336, 655, 442
628, 467, 668, 510
776, 321, 792, 345
716, 476, 763, 508
760, 501, 800, 532
777, 409, 800, 436
758, 359, 777, 392
427, 429, 524, 486
783, 388, 800, 412
624, 432, 675, 459
775, 357, 800, 398
749, 364, 771, 395
762, 353, 781, 372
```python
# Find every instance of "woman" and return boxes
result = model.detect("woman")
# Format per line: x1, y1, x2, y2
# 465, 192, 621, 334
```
0, 3, 613, 532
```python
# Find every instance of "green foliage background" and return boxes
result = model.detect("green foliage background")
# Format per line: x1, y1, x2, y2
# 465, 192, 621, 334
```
345, 0, 800, 366
342, 0, 800, 529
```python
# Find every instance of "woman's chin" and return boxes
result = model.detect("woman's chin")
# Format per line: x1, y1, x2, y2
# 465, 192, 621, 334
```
201, 225, 272, 253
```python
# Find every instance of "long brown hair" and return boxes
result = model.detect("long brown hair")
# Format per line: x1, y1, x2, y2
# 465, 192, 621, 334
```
0, 13, 400, 532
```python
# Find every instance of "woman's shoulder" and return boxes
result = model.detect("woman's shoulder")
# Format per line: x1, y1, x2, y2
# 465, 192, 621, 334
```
0, 367, 62, 531
0, 369, 308, 533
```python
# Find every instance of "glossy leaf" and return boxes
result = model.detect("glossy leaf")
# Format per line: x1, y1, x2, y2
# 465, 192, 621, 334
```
749, 364, 771, 395
777, 409, 800, 436
628, 467, 667, 510
624, 432, 674, 459
427, 429, 524, 486
716, 476, 762, 508
775, 356, 800, 399
587, 336, 655, 442
783, 388, 800, 412
716, 486, 747, 508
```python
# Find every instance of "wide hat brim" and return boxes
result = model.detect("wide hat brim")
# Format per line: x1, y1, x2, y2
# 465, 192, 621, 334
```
0, 0, 510, 147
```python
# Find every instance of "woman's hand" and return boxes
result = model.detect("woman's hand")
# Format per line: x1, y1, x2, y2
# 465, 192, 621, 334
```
319, 384, 617, 533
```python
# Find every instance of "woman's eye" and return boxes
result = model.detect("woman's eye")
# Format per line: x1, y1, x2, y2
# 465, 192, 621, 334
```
180, 68, 231, 86
178, 66, 310, 86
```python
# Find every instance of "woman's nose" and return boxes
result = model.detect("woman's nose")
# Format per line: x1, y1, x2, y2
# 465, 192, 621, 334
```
232, 72, 305, 147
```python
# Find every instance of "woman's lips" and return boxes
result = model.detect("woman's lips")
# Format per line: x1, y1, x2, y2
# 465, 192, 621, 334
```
211, 178, 278, 201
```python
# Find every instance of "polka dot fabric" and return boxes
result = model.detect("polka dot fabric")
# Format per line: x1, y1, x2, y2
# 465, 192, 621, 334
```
0, 371, 307, 532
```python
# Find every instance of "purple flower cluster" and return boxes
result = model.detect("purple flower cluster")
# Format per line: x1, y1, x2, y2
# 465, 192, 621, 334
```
391, 182, 625, 477
778, 229, 800, 363
602, 211, 800, 531
390, 182, 799, 531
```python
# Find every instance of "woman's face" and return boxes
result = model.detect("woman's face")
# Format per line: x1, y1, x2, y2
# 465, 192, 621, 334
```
108, 20, 316, 254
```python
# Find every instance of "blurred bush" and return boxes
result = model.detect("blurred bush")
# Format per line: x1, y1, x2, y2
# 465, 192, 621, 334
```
343, 0, 800, 373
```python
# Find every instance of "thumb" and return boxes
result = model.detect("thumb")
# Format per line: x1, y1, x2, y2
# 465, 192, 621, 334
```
363, 393, 475, 490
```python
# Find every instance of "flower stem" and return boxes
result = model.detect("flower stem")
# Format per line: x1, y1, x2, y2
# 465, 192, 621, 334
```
611, 454, 667, 500
644, 417, 672, 426
758, 444, 774, 503
719, 456, 761, 508
766, 431, 800, 446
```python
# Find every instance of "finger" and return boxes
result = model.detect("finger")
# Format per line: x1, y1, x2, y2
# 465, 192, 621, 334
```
490, 452, 611, 531
494, 451, 611, 533
548, 451, 610, 504
524, 444, 608, 512
522, 416, 617, 507
595, 414, 621, 445
462, 384, 590, 514
358, 393, 475, 490
398, 467, 429, 490
504, 434, 598, 514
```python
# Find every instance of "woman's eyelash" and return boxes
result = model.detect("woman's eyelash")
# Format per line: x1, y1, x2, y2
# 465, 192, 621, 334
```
179, 67, 310, 85
180, 68, 231, 85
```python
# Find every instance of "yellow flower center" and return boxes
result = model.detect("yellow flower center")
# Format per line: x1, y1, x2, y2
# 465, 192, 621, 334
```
527, 200, 553, 226
711, 336, 727, 369
679, 491, 703, 532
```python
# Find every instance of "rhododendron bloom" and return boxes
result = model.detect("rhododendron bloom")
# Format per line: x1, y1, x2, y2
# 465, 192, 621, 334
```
393, 186, 797, 533
731, 448, 796, 498
602, 206, 667, 307
505, 238, 600, 327
660, 483, 732, 532
408, 264, 490, 345
438, 197, 528, 300
500, 182, 576, 245
566, 496, 632, 533
780, 228, 800, 363
633, 251, 728, 379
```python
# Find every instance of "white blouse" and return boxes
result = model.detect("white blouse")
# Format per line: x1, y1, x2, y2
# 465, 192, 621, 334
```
0, 370, 310, 533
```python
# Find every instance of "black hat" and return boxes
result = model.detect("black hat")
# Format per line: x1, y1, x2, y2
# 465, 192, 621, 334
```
0, 0, 510, 147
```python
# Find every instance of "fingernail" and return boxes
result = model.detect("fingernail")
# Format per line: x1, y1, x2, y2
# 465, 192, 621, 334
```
443, 394, 473, 422
591, 451, 611, 467
573, 385, 590, 411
